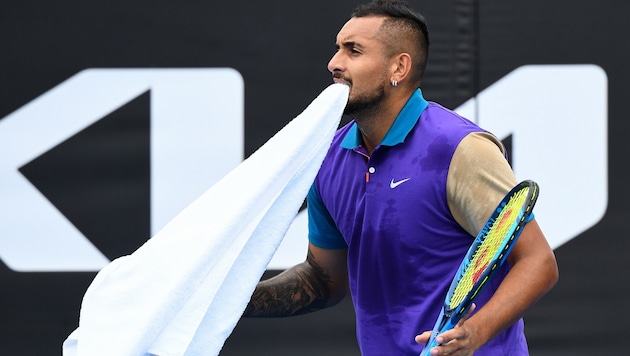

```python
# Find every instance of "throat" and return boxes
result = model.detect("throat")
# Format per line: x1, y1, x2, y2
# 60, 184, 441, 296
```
355, 116, 393, 155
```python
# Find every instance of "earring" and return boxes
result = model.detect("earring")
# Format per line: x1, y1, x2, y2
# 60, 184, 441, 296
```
391, 80, 398, 87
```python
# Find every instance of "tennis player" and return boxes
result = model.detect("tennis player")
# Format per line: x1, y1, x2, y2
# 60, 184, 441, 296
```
243, 1, 558, 355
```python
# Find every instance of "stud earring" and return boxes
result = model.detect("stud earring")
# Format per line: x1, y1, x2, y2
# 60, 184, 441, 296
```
391, 80, 398, 87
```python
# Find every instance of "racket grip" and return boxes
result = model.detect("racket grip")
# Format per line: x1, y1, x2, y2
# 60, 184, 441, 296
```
419, 337, 439, 356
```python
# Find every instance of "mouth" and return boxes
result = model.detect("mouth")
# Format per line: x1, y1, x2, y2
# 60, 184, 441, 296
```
332, 73, 351, 87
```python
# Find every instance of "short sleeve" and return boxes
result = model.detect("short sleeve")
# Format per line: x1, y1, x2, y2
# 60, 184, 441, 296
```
307, 184, 348, 249
447, 132, 519, 236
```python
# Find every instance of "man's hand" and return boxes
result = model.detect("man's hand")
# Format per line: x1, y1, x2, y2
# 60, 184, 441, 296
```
415, 304, 479, 356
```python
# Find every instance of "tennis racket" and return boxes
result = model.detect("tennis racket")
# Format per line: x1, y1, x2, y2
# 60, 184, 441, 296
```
419, 180, 539, 356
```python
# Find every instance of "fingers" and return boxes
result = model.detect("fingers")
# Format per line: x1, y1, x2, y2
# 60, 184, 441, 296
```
431, 328, 470, 356
415, 330, 432, 344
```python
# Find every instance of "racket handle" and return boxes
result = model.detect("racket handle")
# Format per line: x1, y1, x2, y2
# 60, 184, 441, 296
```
419, 337, 439, 356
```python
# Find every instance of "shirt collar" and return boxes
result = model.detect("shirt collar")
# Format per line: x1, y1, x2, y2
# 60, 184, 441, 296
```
340, 88, 429, 149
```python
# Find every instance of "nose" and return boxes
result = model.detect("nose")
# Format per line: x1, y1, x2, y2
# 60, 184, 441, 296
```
327, 51, 343, 74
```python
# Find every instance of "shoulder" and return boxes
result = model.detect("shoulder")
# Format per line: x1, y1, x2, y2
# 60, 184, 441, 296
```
423, 102, 476, 125
415, 102, 486, 141
447, 132, 518, 235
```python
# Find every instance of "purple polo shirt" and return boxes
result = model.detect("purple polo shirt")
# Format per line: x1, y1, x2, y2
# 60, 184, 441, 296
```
307, 89, 528, 355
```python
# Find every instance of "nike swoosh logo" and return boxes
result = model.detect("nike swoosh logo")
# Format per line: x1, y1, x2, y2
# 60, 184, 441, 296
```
390, 178, 411, 188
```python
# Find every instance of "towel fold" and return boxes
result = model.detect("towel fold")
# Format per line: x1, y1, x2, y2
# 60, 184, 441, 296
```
63, 83, 349, 356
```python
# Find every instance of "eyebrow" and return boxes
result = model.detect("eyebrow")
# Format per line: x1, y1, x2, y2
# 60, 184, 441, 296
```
336, 40, 364, 50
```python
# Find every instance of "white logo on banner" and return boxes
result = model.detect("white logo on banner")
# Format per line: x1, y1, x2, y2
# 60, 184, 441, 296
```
0, 69, 243, 271
455, 64, 607, 250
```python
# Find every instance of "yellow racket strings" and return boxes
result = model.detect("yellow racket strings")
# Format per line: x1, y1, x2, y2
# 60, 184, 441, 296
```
448, 187, 530, 309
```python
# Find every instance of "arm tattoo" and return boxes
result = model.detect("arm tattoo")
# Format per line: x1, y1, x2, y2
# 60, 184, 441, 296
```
243, 250, 333, 317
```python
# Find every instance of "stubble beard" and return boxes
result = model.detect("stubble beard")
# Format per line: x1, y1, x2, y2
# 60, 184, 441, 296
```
343, 85, 387, 121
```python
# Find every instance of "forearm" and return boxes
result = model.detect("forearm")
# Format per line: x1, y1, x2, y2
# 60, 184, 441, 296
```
467, 242, 558, 347
243, 258, 335, 317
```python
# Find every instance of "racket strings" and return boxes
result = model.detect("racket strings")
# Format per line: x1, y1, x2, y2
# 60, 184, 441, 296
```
447, 187, 530, 309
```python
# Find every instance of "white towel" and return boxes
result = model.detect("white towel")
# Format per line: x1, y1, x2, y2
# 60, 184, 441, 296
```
62, 83, 349, 356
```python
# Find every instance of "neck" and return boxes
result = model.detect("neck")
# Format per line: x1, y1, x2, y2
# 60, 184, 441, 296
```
354, 90, 413, 155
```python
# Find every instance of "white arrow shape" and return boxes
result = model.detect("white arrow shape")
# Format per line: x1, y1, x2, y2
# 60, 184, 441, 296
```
0, 68, 243, 271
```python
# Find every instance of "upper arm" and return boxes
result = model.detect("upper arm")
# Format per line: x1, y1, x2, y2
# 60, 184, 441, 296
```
305, 183, 349, 305
447, 132, 517, 236
307, 184, 348, 249
447, 132, 557, 280
307, 242, 349, 305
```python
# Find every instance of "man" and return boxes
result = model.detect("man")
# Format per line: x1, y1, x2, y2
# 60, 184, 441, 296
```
243, 0, 558, 355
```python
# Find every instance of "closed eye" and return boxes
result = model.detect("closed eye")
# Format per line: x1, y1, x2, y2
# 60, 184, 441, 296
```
335, 41, 363, 56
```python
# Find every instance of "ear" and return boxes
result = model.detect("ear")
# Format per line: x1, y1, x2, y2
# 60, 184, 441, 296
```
390, 52, 412, 85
